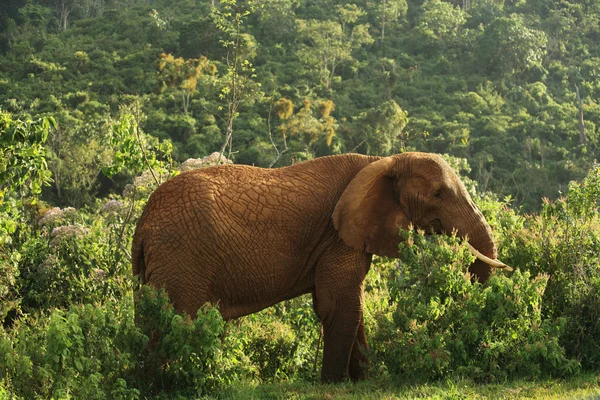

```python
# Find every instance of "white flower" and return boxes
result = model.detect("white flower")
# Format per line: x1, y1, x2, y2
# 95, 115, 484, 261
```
180, 158, 206, 171
101, 200, 125, 214
180, 152, 232, 171
50, 225, 89, 247
122, 169, 171, 197
134, 170, 156, 186
39, 207, 78, 225
92, 268, 107, 282
39, 208, 63, 225
122, 184, 135, 198
40, 254, 59, 272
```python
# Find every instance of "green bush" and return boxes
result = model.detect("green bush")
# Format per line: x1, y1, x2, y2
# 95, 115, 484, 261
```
226, 295, 321, 383
499, 164, 600, 369
0, 299, 143, 399
373, 230, 578, 382
134, 286, 225, 396
237, 319, 299, 381
0, 286, 226, 399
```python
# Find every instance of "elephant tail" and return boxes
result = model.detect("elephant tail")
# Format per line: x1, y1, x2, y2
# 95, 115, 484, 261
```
131, 233, 146, 284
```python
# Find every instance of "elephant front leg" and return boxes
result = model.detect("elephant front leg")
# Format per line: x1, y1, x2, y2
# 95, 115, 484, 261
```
313, 249, 370, 383
319, 300, 362, 382
348, 315, 369, 381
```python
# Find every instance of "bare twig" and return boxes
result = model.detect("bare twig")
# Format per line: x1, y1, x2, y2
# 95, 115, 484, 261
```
219, 21, 242, 162
348, 140, 366, 154
131, 106, 160, 186
268, 97, 289, 168
313, 323, 323, 372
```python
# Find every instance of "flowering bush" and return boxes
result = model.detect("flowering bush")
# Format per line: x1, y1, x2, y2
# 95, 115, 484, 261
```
180, 152, 233, 171
37, 207, 77, 226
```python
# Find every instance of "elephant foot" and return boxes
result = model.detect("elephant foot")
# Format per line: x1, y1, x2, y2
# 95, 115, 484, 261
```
348, 356, 368, 381
321, 370, 348, 384
348, 317, 370, 381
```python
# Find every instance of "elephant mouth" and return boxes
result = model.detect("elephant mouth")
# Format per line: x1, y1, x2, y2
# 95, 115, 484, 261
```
429, 219, 443, 234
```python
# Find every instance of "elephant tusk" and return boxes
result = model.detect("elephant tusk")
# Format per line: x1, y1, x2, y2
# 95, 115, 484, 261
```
467, 243, 514, 272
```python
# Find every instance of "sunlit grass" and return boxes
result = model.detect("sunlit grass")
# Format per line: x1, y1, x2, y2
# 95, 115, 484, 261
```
213, 375, 600, 399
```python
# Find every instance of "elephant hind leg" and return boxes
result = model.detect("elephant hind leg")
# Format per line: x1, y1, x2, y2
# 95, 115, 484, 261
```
146, 257, 212, 317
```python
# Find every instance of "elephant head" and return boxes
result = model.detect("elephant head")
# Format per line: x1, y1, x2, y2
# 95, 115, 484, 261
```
333, 152, 510, 282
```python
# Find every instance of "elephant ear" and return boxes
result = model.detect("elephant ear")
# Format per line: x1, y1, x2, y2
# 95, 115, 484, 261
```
333, 157, 411, 257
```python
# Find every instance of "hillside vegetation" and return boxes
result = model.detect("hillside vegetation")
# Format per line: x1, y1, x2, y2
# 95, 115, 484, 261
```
1, 0, 600, 210
1, 0, 600, 398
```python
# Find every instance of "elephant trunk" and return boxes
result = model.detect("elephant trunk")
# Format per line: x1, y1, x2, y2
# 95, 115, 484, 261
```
462, 209, 498, 283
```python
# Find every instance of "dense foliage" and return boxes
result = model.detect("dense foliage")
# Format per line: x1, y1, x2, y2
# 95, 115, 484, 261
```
2, 0, 600, 397
2, 0, 600, 210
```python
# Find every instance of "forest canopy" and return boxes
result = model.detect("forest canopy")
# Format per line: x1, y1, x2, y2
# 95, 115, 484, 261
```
1, 0, 599, 210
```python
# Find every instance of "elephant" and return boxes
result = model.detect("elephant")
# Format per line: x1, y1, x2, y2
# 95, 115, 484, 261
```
132, 152, 511, 382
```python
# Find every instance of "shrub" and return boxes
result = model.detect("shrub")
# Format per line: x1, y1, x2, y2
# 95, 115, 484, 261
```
229, 295, 321, 383
212, 294, 321, 385
0, 299, 143, 399
0, 114, 229, 398
373, 229, 578, 382
499, 164, 600, 369
0, 286, 226, 399
16, 207, 133, 313
134, 286, 225, 396
237, 319, 299, 381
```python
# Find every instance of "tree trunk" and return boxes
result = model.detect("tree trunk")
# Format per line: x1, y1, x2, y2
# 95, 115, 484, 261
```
182, 92, 190, 114
575, 84, 586, 144
381, 0, 386, 47
54, 0, 72, 32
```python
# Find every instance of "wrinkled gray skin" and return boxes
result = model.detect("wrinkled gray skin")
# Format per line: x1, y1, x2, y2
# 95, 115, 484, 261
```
132, 152, 497, 382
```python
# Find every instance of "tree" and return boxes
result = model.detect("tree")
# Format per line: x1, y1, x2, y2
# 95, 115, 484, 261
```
158, 53, 216, 115
45, 108, 113, 207
0, 112, 53, 204
277, 98, 338, 155
254, 0, 297, 45
479, 15, 547, 76
76, 0, 106, 19
297, 6, 373, 90
47, 0, 75, 32
351, 100, 409, 155
417, 0, 466, 40
366, 0, 407, 47
211, 0, 262, 159
0, 113, 53, 325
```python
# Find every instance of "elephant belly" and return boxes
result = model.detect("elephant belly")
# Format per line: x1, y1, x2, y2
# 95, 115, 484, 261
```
208, 253, 315, 319
146, 235, 316, 319
200, 205, 324, 318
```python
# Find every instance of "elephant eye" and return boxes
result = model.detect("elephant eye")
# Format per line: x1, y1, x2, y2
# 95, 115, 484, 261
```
434, 190, 442, 199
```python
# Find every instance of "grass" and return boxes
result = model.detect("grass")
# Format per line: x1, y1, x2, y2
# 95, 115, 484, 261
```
211, 374, 600, 399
